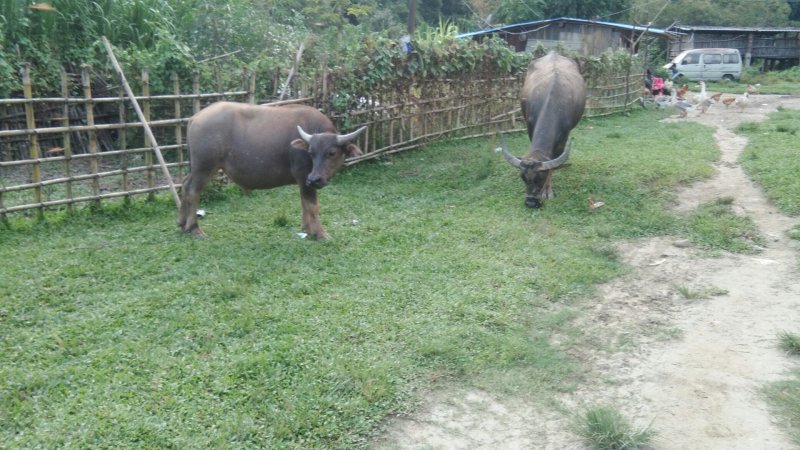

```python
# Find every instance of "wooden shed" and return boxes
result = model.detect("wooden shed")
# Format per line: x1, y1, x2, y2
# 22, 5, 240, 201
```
457, 17, 677, 56
666, 25, 800, 70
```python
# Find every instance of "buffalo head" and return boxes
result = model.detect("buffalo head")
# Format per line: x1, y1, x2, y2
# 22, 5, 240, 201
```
293, 125, 367, 189
498, 136, 571, 208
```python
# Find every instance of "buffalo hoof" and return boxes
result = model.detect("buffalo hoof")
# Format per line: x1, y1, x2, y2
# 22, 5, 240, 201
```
525, 197, 543, 208
183, 225, 207, 238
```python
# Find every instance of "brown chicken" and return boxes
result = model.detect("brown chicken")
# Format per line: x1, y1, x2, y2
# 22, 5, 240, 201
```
721, 96, 736, 108
710, 92, 722, 102
675, 84, 689, 100
747, 84, 760, 95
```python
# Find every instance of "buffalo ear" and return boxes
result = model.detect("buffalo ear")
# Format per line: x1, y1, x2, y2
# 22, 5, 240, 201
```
291, 138, 309, 150
345, 143, 363, 158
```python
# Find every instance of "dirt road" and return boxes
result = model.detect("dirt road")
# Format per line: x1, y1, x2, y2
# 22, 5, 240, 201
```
376, 95, 800, 449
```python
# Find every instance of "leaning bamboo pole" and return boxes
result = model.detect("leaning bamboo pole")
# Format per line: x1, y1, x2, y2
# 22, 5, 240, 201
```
101, 36, 181, 210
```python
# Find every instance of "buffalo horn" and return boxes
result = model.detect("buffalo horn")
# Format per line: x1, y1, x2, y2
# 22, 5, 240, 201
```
536, 140, 572, 171
297, 125, 314, 143
336, 126, 367, 145
498, 135, 521, 168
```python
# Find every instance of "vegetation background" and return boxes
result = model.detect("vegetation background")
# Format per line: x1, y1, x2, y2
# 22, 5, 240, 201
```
2, 0, 800, 98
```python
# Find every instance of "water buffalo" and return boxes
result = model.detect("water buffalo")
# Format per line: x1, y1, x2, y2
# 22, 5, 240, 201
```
177, 102, 366, 239
498, 52, 586, 208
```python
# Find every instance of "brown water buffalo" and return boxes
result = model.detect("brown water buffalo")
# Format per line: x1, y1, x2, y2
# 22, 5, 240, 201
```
498, 52, 586, 208
178, 102, 366, 239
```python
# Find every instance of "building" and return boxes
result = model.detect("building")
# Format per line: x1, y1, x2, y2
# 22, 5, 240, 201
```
457, 17, 678, 56
666, 25, 800, 69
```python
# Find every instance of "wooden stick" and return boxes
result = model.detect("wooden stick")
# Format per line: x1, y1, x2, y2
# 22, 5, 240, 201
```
21, 64, 43, 217
101, 36, 181, 210
279, 41, 305, 101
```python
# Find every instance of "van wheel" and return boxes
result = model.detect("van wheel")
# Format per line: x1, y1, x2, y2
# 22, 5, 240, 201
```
722, 74, 734, 81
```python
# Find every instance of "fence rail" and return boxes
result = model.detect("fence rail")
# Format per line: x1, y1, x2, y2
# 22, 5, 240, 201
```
0, 60, 641, 218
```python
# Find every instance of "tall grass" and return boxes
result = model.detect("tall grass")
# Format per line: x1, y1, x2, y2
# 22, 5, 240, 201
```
574, 405, 656, 450
0, 107, 723, 448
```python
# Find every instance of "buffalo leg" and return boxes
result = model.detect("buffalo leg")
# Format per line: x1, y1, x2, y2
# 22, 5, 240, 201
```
178, 169, 215, 236
299, 185, 329, 240
541, 170, 555, 199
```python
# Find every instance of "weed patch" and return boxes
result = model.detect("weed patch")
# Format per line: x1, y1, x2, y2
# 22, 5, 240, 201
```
574, 405, 656, 450
686, 198, 765, 253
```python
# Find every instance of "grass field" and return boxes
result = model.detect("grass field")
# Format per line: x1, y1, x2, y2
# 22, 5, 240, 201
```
740, 108, 800, 447
0, 105, 775, 448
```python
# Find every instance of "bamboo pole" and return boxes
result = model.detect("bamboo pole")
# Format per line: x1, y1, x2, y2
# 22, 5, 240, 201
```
101, 36, 181, 210
172, 71, 184, 181
245, 69, 256, 104
118, 78, 130, 197
81, 65, 101, 205
142, 67, 155, 199
60, 67, 73, 211
22, 64, 43, 217
279, 41, 305, 101
192, 70, 201, 115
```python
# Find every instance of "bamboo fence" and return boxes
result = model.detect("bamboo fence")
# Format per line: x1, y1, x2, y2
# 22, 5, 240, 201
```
0, 61, 640, 218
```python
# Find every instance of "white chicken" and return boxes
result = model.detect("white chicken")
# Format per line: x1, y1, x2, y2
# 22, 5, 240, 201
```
734, 91, 750, 113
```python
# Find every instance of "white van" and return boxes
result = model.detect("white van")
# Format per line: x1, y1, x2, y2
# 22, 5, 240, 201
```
664, 48, 742, 81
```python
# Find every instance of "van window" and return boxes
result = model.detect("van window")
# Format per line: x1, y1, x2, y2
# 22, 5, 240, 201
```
682, 53, 700, 64
703, 54, 722, 64
723, 53, 740, 64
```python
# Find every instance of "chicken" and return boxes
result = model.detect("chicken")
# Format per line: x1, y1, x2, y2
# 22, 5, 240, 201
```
746, 84, 760, 95
675, 84, 689, 100
588, 196, 605, 210
721, 96, 736, 108
734, 91, 750, 112
710, 92, 722, 102
663, 79, 674, 93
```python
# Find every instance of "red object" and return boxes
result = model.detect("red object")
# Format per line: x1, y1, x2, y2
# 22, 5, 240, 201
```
651, 77, 664, 95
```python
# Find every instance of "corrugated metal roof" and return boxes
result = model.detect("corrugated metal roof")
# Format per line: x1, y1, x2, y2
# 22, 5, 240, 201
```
670, 25, 800, 33
457, 17, 678, 39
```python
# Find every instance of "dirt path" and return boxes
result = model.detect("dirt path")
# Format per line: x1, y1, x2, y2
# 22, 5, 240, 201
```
375, 95, 800, 449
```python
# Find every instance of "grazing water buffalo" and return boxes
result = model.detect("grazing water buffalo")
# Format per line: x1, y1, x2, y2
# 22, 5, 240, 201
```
178, 102, 366, 239
498, 52, 586, 208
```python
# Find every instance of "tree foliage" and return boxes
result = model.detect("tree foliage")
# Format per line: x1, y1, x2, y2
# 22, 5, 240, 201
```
631, 0, 796, 27
1, 0, 799, 98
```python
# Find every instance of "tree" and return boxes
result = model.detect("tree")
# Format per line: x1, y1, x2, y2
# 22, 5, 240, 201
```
540, 0, 632, 22
631, 0, 794, 27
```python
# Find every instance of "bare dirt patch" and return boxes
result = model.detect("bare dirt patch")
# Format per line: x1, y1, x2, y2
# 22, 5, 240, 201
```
375, 95, 800, 449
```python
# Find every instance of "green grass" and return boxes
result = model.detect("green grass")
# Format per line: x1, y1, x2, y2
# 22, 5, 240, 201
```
685, 198, 765, 254
574, 405, 656, 450
764, 369, 800, 446
779, 332, 800, 356
738, 108, 800, 216
0, 106, 723, 448
675, 284, 729, 300
695, 66, 800, 96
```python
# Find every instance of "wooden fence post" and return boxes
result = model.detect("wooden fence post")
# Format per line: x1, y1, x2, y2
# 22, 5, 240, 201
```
192, 70, 201, 115
60, 67, 73, 212
172, 71, 184, 181
118, 77, 129, 199
22, 64, 43, 218
244, 69, 256, 104
81, 64, 101, 207
142, 67, 154, 199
